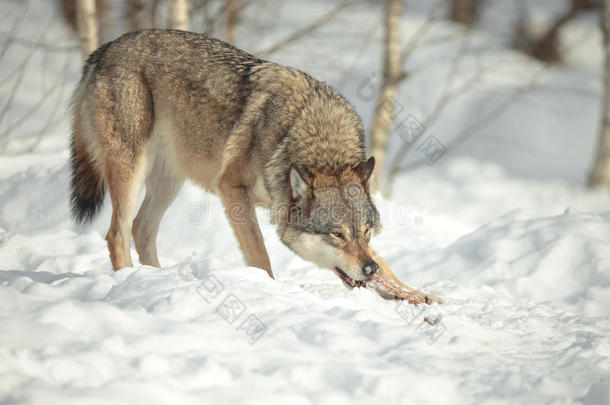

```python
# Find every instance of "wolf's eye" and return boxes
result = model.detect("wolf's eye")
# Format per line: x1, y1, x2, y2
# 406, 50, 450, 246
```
331, 231, 345, 240
364, 227, 372, 240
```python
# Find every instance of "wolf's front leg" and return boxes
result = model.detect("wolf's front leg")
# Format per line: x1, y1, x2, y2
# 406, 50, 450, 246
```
370, 248, 443, 304
218, 179, 274, 279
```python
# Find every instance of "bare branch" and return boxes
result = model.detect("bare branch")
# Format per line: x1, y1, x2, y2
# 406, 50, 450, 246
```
0, 76, 66, 142
0, 1, 30, 61
401, 1, 445, 63
256, 1, 350, 58
0, 20, 56, 132
388, 67, 546, 178
337, 21, 380, 89
388, 29, 473, 167
385, 14, 600, 187
25, 52, 74, 152
0, 32, 78, 52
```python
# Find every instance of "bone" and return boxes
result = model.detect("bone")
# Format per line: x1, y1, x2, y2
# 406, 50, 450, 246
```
367, 273, 424, 304
369, 248, 444, 305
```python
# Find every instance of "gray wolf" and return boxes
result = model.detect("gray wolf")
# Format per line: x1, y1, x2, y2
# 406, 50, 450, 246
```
69, 29, 440, 302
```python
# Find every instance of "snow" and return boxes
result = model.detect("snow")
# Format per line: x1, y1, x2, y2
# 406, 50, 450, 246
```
1, 0, 610, 404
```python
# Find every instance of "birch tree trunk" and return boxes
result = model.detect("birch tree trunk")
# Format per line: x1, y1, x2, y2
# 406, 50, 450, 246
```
76, 0, 98, 61
369, 0, 405, 192
589, 0, 610, 187
170, 0, 189, 31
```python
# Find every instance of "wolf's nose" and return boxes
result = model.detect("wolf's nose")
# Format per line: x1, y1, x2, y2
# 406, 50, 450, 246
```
363, 261, 379, 277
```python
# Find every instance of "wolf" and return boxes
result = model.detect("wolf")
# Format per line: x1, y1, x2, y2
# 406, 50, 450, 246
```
69, 29, 440, 302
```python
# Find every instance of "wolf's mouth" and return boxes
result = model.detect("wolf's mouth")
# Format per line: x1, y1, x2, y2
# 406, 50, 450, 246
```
333, 267, 369, 288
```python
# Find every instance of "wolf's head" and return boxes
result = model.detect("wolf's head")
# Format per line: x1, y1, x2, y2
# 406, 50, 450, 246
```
280, 157, 382, 287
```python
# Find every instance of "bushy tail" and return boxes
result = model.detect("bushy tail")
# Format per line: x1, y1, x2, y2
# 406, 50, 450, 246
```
69, 126, 105, 223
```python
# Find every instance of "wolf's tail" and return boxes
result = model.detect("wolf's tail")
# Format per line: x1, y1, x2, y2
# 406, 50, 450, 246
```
69, 119, 106, 224
69, 41, 113, 224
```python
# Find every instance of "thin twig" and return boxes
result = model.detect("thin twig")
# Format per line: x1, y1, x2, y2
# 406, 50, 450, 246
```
0, 1, 30, 61
0, 78, 65, 141
386, 20, 599, 182
0, 19, 57, 131
26, 51, 74, 152
401, 1, 445, 63
256, 1, 350, 58
387, 30, 473, 175
0, 32, 78, 53
389, 67, 547, 175
337, 21, 380, 89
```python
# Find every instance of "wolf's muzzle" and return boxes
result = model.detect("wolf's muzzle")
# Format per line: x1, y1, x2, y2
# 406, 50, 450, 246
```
362, 261, 379, 277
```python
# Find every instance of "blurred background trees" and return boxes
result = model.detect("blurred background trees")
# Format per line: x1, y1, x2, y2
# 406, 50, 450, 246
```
1, 0, 609, 193
513, 0, 600, 63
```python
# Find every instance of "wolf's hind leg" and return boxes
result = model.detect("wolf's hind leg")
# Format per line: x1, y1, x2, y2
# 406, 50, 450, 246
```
133, 155, 184, 267
105, 157, 146, 270
93, 73, 153, 270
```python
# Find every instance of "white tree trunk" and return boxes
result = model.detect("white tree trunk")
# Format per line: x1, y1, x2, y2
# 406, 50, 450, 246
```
76, 0, 98, 61
589, 0, 610, 187
170, 0, 189, 31
369, 0, 404, 192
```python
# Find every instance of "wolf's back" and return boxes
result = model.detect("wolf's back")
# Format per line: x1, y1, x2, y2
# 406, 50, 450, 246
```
68, 30, 260, 224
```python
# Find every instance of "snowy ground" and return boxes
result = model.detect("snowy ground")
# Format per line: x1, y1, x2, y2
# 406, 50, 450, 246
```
1, 1, 609, 404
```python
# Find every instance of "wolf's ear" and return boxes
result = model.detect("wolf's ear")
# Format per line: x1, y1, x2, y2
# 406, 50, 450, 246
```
355, 156, 375, 184
290, 165, 313, 201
